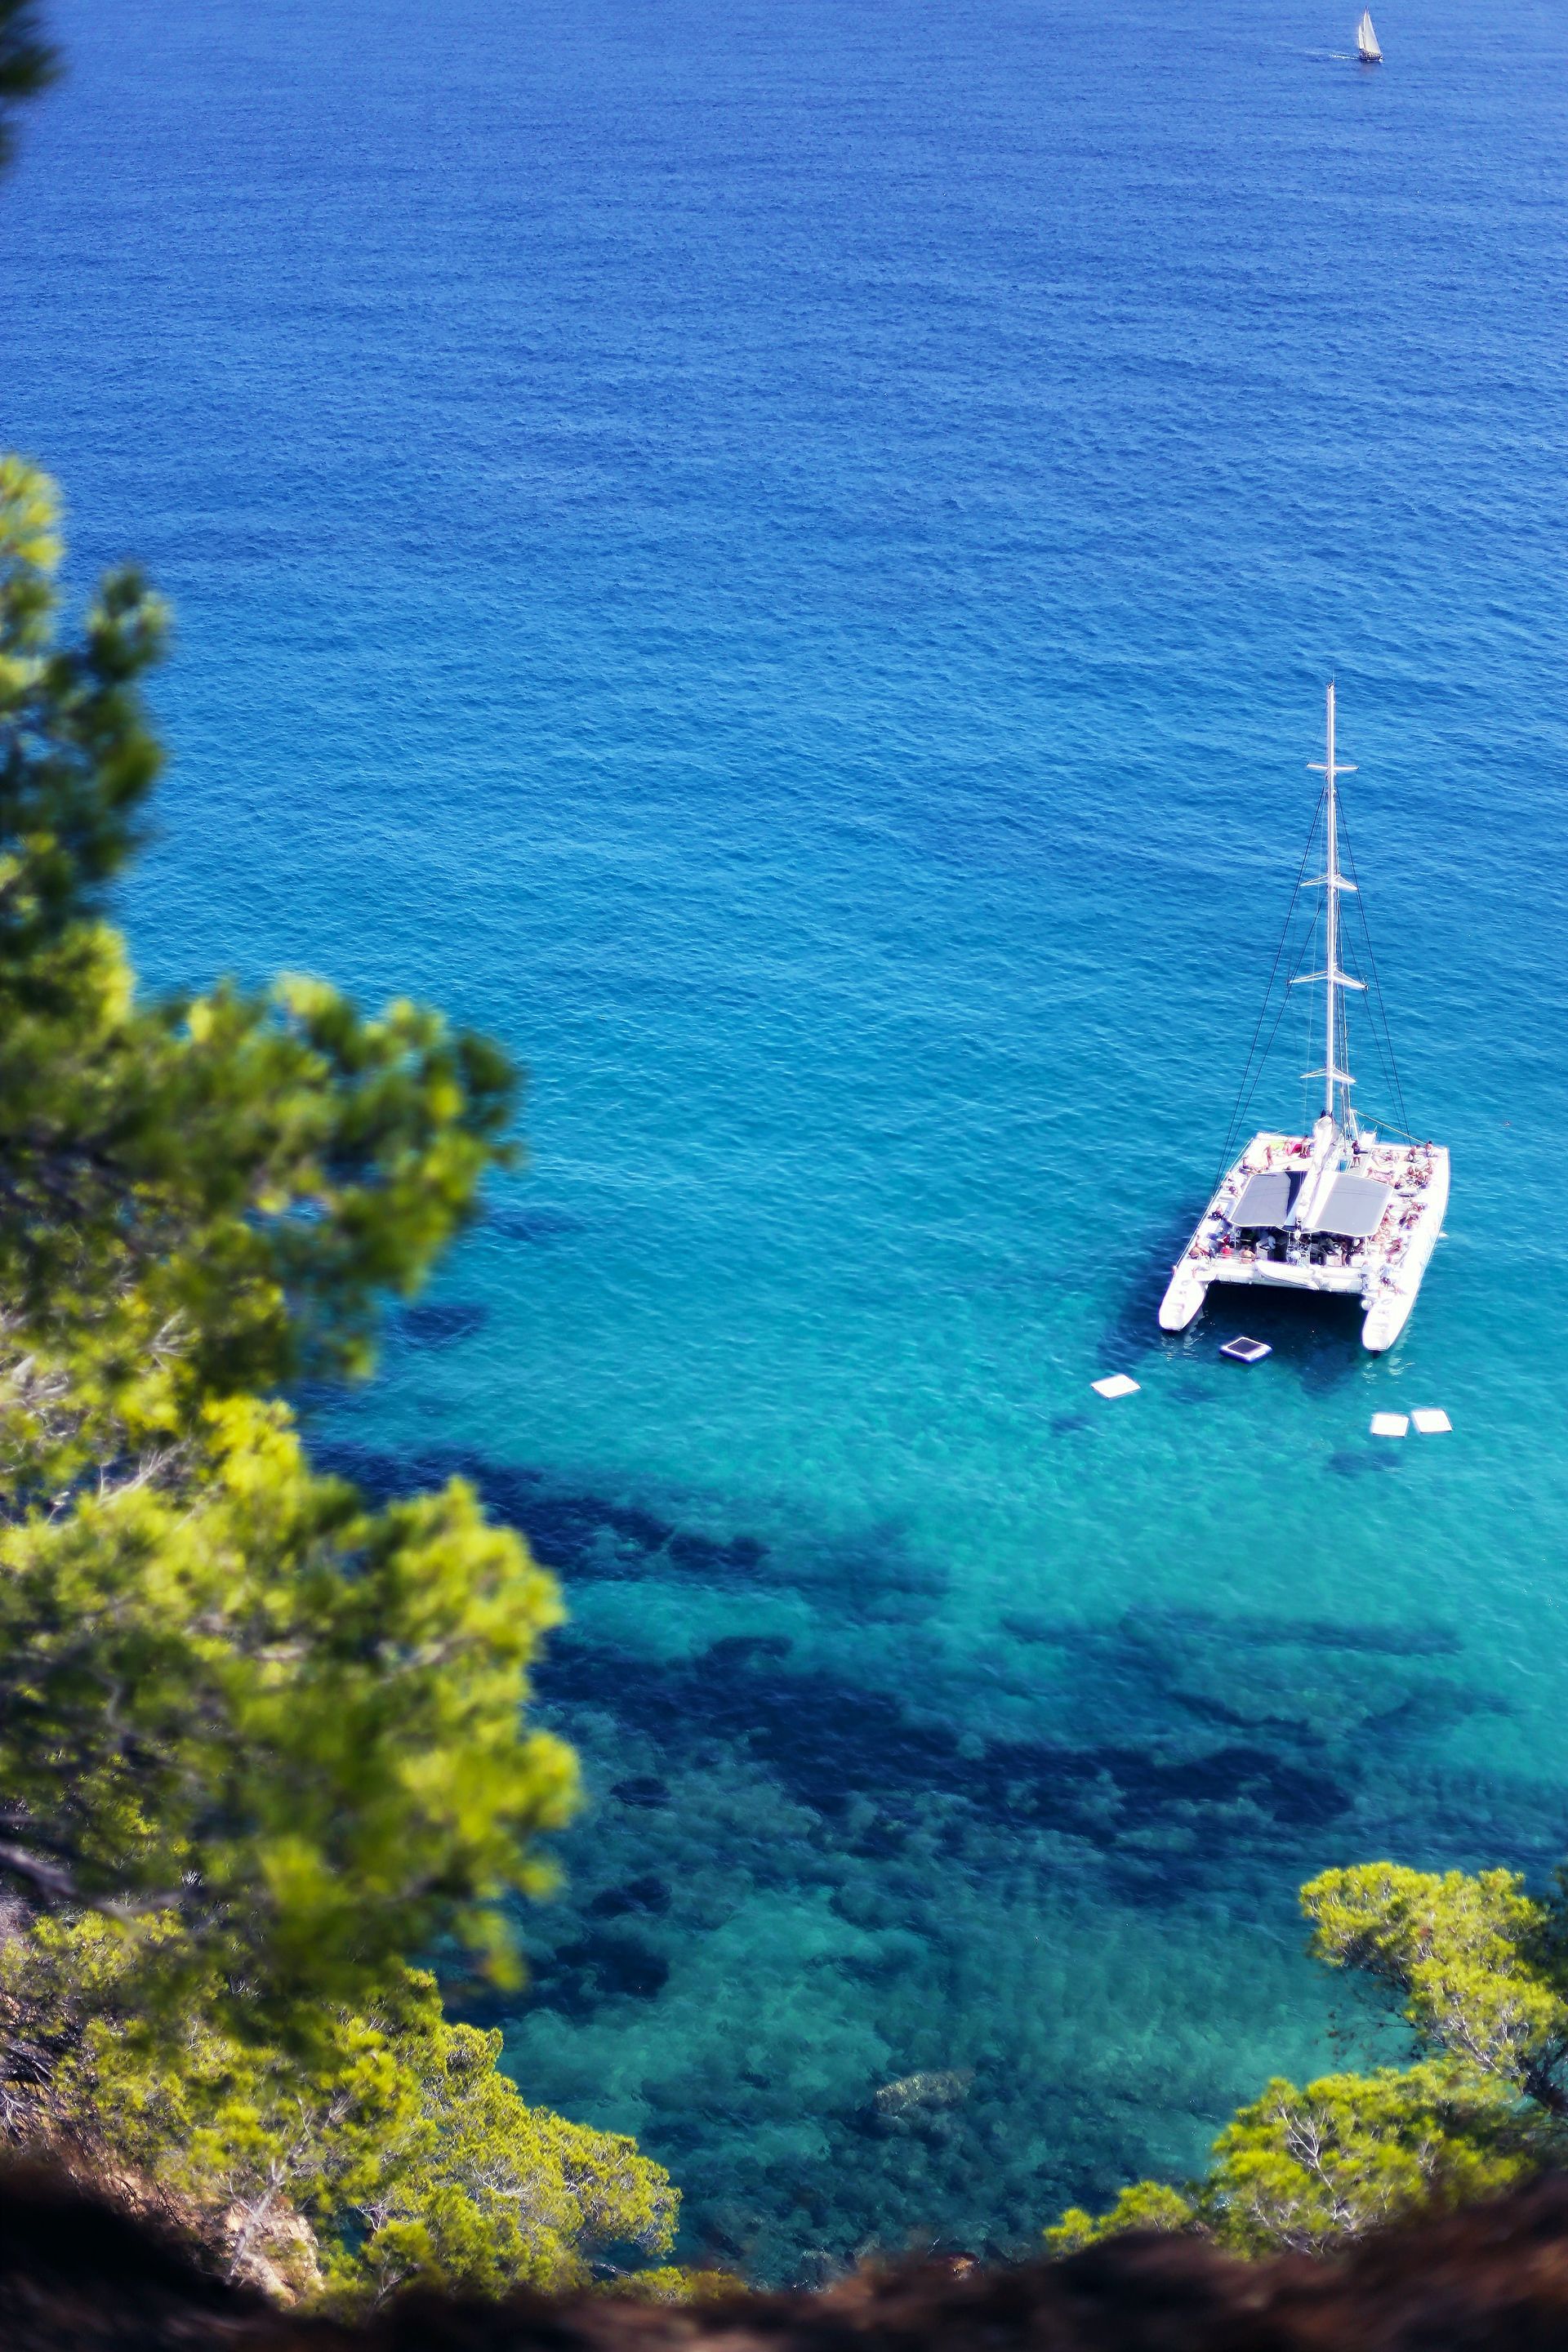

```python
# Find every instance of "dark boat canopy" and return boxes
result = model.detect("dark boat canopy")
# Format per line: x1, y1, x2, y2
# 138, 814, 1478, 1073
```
1228, 1169, 1306, 1227
1227, 1166, 1392, 1237
1300, 1172, 1392, 1238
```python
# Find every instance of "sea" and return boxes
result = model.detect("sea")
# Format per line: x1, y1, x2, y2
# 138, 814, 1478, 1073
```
6, 0, 1568, 2281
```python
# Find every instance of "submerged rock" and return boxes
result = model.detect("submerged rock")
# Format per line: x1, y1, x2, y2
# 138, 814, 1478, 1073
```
871, 2069, 975, 2118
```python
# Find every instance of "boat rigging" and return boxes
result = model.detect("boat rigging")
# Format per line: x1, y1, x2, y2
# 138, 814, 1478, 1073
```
1158, 685, 1448, 1354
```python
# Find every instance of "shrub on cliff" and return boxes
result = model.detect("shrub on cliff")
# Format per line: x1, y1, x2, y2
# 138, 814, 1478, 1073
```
1048, 1861, 1568, 2257
3, 1920, 676, 2301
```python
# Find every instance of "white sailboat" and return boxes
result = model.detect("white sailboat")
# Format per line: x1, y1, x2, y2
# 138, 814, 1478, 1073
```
1356, 10, 1383, 61
1159, 685, 1447, 1354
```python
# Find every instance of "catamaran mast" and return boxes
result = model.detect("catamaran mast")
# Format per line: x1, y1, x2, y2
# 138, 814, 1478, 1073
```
1322, 684, 1344, 1124
1303, 680, 1363, 1138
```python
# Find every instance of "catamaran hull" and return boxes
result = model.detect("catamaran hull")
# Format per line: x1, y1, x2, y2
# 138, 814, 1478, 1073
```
1360, 1150, 1448, 1352
1157, 1264, 1208, 1333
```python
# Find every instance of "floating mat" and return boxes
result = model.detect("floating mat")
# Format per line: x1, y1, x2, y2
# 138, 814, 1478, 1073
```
1370, 1412, 1410, 1437
1220, 1336, 1272, 1364
1411, 1408, 1452, 1434
1091, 1374, 1140, 1399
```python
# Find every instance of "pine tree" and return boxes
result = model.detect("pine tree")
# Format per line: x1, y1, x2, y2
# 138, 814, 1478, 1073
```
0, 459, 691, 2305
1048, 1862, 1568, 2257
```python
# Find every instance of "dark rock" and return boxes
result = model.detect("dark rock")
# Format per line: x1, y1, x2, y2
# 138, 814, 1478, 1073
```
609, 1776, 670, 1809
587, 1875, 673, 1919
394, 1301, 488, 1348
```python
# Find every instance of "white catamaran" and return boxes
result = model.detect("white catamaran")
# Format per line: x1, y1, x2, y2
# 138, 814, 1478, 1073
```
1356, 10, 1382, 61
1159, 685, 1447, 1354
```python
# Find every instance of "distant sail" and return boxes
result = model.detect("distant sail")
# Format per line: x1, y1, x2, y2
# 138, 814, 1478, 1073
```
1356, 10, 1382, 60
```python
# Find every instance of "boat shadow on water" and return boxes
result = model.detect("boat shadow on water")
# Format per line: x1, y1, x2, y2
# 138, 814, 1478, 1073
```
1102, 1248, 1373, 1396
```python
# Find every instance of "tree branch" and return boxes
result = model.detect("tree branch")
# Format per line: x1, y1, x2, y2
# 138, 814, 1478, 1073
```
0, 1841, 180, 1920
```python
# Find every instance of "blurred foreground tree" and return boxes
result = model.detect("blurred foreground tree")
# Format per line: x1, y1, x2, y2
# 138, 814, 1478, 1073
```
0, 0, 56, 171
0, 460, 577, 2022
0, 465, 694, 2302
1048, 1862, 1568, 2258
0, 9, 691, 2294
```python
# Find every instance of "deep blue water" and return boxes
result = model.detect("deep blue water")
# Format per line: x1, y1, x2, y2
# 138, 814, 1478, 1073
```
7, 0, 1568, 2278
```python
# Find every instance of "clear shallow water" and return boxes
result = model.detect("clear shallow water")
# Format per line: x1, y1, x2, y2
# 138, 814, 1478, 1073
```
7, 0, 1568, 2277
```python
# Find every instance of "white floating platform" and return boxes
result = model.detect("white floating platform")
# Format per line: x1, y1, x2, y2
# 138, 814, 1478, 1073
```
1091, 1374, 1140, 1399
1370, 1411, 1410, 1437
1219, 1337, 1272, 1364
1410, 1408, 1452, 1434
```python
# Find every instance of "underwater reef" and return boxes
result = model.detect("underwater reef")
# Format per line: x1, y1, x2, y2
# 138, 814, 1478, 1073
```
330, 1442, 1559, 2284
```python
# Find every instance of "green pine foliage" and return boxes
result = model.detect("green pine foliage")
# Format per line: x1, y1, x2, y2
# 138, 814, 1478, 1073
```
0, 462, 519, 1459
1201, 2060, 1539, 2255
0, 457, 682, 2303
1046, 1861, 1568, 2260
1046, 2180, 1196, 2254
2, 1921, 678, 2301
0, 1395, 577, 2030
0, 458, 572, 2016
1303, 1862, 1568, 2108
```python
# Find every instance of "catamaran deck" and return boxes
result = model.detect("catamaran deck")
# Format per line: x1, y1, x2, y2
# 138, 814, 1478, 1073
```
1160, 1120, 1449, 1352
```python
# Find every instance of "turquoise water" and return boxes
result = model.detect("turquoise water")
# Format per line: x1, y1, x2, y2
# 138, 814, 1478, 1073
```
7, 0, 1568, 2277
